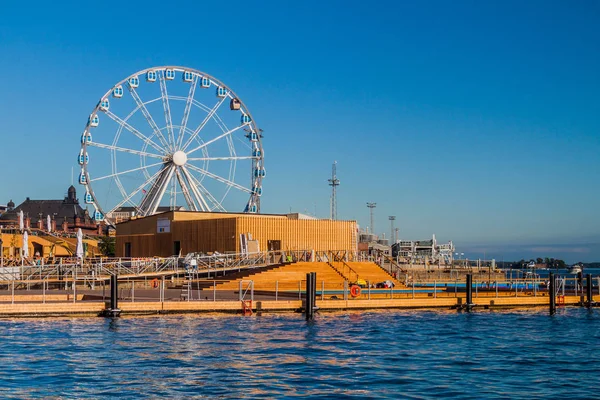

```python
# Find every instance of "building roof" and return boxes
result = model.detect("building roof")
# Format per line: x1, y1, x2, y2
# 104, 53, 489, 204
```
285, 213, 318, 220
109, 206, 183, 214
0, 186, 94, 224
116, 210, 354, 226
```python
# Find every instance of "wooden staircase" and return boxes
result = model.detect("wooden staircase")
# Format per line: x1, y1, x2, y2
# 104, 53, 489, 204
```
328, 261, 360, 282
178, 262, 289, 290
207, 262, 346, 292
346, 262, 404, 288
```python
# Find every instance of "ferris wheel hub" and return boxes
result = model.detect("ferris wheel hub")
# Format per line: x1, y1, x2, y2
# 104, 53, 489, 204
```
172, 150, 188, 166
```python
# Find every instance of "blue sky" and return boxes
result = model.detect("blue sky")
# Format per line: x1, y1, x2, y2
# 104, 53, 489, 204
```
0, 1, 599, 261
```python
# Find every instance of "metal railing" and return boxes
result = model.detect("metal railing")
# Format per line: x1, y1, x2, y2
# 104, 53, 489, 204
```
0, 275, 598, 307
328, 261, 360, 283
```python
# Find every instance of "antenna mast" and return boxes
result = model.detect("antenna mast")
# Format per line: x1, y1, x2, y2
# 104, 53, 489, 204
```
328, 161, 340, 220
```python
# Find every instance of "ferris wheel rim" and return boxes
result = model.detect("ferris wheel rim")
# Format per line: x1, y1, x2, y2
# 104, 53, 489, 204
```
80, 65, 265, 226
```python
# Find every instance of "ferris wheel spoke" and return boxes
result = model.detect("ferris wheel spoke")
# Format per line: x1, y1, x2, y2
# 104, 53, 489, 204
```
91, 161, 165, 182
176, 76, 198, 150
128, 86, 172, 151
182, 166, 224, 212
187, 155, 255, 162
88, 142, 165, 160
107, 167, 166, 216
170, 95, 236, 150
185, 124, 248, 156
186, 163, 252, 195
158, 71, 175, 150
182, 96, 228, 151
104, 110, 165, 154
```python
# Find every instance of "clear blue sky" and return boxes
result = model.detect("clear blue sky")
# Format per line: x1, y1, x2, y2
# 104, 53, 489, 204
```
0, 0, 598, 261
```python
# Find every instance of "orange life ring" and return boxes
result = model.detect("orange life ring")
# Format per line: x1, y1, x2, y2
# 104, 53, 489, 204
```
350, 285, 361, 298
150, 278, 160, 289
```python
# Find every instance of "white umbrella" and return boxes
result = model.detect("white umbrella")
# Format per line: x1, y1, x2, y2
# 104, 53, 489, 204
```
47, 215, 52, 232
18, 210, 24, 231
22, 231, 29, 258
76, 228, 84, 259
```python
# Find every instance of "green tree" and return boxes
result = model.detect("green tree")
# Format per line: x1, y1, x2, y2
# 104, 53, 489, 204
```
98, 236, 115, 257
536, 257, 543, 264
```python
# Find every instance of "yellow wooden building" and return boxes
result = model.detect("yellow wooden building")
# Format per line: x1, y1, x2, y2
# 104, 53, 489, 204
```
0, 233, 100, 260
116, 211, 358, 257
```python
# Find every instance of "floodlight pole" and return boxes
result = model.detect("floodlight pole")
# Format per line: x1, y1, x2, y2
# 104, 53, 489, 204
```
366, 203, 377, 235
389, 216, 396, 244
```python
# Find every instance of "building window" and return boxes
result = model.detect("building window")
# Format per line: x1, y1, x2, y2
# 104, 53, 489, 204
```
173, 241, 181, 256
267, 240, 281, 251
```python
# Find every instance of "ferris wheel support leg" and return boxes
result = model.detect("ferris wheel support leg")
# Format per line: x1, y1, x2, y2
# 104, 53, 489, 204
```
139, 165, 175, 216
180, 166, 210, 211
184, 168, 226, 212
175, 168, 199, 212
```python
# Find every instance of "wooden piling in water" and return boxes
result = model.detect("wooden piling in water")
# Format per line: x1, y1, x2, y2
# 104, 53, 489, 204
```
549, 273, 556, 315
466, 274, 473, 311
101, 274, 121, 318
305, 272, 314, 320
587, 274, 594, 308
578, 272, 584, 306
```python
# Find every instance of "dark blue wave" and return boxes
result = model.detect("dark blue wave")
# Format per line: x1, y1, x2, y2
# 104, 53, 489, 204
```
0, 308, 598, 398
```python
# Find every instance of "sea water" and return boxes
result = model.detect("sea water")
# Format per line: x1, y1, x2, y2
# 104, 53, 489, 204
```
1, 308, 599, 399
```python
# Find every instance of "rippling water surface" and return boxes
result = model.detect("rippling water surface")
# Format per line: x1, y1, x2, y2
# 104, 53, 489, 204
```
1, 308, 599, 399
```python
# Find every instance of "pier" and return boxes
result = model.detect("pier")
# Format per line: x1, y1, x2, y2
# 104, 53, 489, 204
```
0, 294, 597, 318
0, 251, 597, 317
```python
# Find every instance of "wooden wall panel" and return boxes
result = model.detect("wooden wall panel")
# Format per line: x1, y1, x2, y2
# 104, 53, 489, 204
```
172, 219, 237, 254
116, 233, 173, 257
116, 212, 357, 256
116, 213, 172, 236
236, 217, 357, 253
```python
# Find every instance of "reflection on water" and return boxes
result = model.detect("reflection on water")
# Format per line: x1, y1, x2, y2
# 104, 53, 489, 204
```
1, 308, 599, 398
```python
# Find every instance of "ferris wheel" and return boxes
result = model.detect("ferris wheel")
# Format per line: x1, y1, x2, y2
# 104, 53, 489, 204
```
78, 66, 265, 225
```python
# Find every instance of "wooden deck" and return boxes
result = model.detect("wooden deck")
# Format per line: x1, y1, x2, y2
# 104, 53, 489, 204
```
0, 294, 596, 317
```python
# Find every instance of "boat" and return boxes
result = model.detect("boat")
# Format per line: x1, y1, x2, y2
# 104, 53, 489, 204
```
567, 264, 583, 274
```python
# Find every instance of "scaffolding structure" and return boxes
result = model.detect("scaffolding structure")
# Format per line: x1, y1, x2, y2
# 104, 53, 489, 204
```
391, 234, 454, 265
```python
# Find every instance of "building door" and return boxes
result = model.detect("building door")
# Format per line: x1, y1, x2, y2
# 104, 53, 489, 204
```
267, 240, 281, 251
173, 241, 181, 256
124, 242, 131, 257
